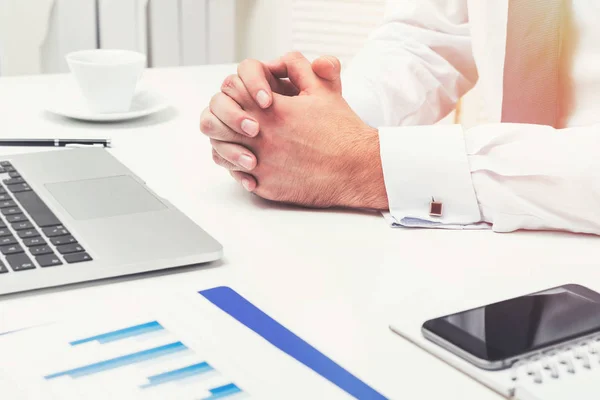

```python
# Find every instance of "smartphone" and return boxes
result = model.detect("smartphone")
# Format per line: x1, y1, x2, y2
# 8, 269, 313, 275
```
422, 284, 600, 370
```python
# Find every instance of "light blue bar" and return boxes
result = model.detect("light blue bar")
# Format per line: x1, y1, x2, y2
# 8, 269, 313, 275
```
70, 321, 163, 346
44, 342, 187, 380
140, 361, 214, 388
203, 383, 243, 399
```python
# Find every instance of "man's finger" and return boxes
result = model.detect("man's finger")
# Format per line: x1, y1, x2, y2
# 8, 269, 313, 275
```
209, 93, 260, 138
212, 148, 237, 170
265, 58, 288, 78
221, 74, 257, 111
222, 72, 298, 107
279, 52, 322, 93
230, 170, 257, 192
271, 78, 300, 97
264, 58, 301, 95
200, 107, 249, 143
312, 56, 342, 93
211, 139, 257, 171
238, 59, 276, 109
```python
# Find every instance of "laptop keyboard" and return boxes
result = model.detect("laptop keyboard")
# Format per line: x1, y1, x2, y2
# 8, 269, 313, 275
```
0, 161, 92, 274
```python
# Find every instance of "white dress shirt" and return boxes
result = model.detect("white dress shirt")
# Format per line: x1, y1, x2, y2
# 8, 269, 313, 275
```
342, 0, 600, 235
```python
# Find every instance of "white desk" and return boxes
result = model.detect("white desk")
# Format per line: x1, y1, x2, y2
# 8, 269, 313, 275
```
2, 66, 599, 399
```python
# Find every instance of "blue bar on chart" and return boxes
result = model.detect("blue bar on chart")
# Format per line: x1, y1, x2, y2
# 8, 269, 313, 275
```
203, 383, 243, 400
140, 361, 215, 388
70, 321, 164, 346
38, 318, 249, 398
44, 341, 187, 379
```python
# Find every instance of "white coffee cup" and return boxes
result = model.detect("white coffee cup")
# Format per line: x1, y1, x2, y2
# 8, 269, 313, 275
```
66, 49, 146, 114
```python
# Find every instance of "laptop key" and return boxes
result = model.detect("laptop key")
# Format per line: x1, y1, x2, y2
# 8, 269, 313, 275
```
3, 177, 24, 185
3, 166, 15, 173
0, 187, 5, 195
0, 200, 17, 208
7, 253, 35, 271
22, 237, 46, 247
29, 245, 53, 256
64, 252, 92, 264
0, 228, 12, 237
8, 183, 31, 193
42, 226, 69, 237
37, 254, 62, 268
8, 172, 20, 178
1, 207, 21, 216
50, 235, 77, 246
13, 190, 61, 228
0, 220, 5, 229
0, 194, 11, 201
0, 161, 12, 168
13, 221, 34, 231
6, 214, 26, 223
57, 244, 85, 255
0, 261, 7, 274
1, 244, 24, 255
18, 229, 40, 239
0, 236, 18, 246
12, 221, 34, 231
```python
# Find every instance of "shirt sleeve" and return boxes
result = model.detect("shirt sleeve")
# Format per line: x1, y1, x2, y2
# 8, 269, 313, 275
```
381, 123, 600, 236
341, 0, 476, 128
379, 125, 481, 226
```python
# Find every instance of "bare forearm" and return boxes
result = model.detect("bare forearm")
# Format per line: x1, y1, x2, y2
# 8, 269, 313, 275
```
339, 127, 389, 210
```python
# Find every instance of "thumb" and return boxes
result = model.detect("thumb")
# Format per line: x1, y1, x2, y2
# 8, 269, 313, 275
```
312, 56, 342, 94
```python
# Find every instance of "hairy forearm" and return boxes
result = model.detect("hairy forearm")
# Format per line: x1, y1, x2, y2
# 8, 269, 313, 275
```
338, 127, 389, 210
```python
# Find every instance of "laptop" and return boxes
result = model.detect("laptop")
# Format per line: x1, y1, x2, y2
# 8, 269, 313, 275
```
0, 148, 222, 295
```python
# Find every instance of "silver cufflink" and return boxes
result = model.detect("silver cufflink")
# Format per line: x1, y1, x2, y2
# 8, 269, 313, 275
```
429, 197, 443, 217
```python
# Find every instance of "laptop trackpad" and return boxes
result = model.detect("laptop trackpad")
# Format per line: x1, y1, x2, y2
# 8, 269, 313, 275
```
45, 175, 167, 220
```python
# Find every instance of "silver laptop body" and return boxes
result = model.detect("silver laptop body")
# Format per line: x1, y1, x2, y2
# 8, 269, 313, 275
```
0, 148, 222, 295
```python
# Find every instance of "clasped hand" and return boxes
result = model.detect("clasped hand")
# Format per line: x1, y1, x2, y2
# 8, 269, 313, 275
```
199, 52, 388, 210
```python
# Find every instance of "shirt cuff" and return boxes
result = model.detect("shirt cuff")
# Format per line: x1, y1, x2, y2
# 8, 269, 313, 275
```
378, 124, 482, 227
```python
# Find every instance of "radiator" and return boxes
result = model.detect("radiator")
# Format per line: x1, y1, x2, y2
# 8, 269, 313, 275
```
0, 0, 236, 75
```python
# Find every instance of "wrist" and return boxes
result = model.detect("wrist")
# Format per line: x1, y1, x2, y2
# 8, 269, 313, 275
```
340, 126, 390, 210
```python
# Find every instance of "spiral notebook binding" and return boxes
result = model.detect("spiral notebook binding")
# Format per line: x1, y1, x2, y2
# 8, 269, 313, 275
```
511, 335, 600, 385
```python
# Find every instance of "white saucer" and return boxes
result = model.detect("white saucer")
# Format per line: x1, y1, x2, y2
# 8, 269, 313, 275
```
46, 79, 169, 122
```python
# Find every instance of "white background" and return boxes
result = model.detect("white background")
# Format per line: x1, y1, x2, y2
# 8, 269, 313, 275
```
0, 0, 388, 76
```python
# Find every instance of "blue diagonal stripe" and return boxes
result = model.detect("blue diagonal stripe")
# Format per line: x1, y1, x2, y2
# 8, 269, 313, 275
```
140, 361, 214, 388
44, 341, 187, 379
200, 287, 387, 399
70, 321, 164, 346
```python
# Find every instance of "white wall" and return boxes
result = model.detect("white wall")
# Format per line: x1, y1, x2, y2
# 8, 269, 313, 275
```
1, 0, 237, 76
236, 0, 292, 62
0, 0, 57, 75
235, 0, 386, 63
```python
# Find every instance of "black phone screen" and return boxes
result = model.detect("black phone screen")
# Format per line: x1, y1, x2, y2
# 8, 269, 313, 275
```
423, 285, 600, 362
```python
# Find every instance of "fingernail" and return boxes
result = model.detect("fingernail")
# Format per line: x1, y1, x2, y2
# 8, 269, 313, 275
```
241, 119, 259, 137
256, 90, 270, 108
325, 56, 337, 69
242, 178, 253, 191
238, 154, 255, 170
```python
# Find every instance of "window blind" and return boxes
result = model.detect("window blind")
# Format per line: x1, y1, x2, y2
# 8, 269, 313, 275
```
291, 0, 385, 61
